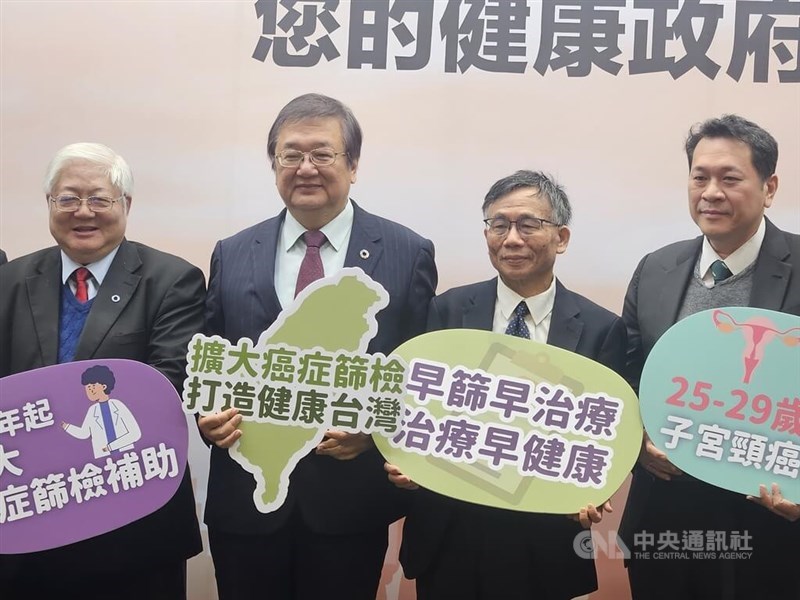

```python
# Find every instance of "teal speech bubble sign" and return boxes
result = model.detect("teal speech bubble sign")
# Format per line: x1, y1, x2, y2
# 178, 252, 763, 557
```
640, 307, 800, 502
374, 329, 641, 514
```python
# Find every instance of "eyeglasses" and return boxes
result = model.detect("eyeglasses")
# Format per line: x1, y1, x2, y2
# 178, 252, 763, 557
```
49, 195, 124, 213
275, 148, 347, 168
483, 216, 559, 237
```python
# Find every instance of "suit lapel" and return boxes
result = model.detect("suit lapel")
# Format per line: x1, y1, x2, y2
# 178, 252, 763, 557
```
344, 201, 382, 276
463, 279, 496, 330
26, 249, 62, 366
253, 214, 284, 317
75, 240, 142, 360
547, 280, 582, 353
750, 219, 791, 311
657, 238, 700, 329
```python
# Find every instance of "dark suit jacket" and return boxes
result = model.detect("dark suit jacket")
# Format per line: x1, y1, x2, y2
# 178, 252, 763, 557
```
618, 218, 800, 549
0, 249, 7, 266
0, 240, 204, 579
400, 277, 627, 599
204, 201, 437, 535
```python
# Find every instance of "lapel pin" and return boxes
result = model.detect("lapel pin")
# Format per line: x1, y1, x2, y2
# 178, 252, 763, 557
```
359, 249, 369, 260
111, 294, 121, 303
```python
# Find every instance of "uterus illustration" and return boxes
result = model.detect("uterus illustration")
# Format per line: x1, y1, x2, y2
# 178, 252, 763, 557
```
712, 309, 800, 384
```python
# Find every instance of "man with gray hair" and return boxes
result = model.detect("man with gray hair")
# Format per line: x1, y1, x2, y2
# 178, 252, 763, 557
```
619, 114, 799, 599
0, 142, 204, 599
198, 93, 437, 599
387, 170, 626, 599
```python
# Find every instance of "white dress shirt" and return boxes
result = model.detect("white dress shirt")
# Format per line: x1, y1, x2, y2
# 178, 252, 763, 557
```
492, 276, 557, 343
60, 246, 120, 301
698, 217, 765, 288
274, 200, 354, 309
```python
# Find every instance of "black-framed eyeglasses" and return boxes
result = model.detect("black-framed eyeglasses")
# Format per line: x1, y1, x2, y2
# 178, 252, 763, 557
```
275, 148, 348, 168
483, 216, 560, 237
49, 195, 124, 213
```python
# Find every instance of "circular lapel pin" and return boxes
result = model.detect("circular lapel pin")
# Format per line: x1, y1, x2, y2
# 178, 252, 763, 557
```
111, 294, 121, 303
359, 249, 369, 260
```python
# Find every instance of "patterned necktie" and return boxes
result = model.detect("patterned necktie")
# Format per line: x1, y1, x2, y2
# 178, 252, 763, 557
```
294, 230, 327, 297
710, 260, 733, 284
73, 267, 90, 303
505, 301, 531, 339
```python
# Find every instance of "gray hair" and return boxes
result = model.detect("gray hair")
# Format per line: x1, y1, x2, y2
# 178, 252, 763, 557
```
44, 143, 134, 200
267, 93, 362, 169
482, 170, 572, 226
685, 114, 778, 183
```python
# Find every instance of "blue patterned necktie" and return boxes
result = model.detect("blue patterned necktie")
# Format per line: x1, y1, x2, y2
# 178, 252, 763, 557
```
505, 301, 531, 339
710, 259, 733, 284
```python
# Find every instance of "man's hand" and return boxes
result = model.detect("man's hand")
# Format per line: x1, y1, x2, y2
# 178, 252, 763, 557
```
198, 408, 242, 448
570, 500, 613, 529
315, 430, 372, 460
384, 462, 418, 490
747, 483, 800, 522
639, 433, 682, 480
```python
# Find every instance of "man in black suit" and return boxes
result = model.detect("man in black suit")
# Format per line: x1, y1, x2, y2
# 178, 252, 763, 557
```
619, 115, 799, 599
0, 143, 204, 599
198, 93, 437, 600
388, 170, 627, 600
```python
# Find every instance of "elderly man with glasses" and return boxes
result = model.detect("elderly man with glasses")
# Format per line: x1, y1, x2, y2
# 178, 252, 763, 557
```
0, 142, 205, 599
386, 170, 626, 600
197, 93, 437, 600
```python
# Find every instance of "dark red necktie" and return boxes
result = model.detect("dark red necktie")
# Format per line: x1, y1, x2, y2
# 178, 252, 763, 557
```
294, 230, 326, 297
73, 267, 90, 303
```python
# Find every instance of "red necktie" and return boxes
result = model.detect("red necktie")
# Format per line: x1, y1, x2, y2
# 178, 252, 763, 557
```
294, 230, 326, 297
73, 267, 90, 303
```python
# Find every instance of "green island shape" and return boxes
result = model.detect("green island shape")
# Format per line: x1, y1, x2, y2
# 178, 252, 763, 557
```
229, 270, 386, 513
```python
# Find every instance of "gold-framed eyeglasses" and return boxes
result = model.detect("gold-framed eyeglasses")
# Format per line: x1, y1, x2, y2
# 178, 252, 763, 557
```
483, 216, 559, 237
275, 148, 347, 168
49, 195, 124, 213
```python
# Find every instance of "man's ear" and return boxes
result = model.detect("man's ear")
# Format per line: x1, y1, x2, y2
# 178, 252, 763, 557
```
556, 226, 571, 255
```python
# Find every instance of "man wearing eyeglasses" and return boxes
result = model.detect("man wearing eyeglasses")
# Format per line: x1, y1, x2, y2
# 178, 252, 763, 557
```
197, 93, 437, 600
388, 170, 626, 600
0, 142, 204, 599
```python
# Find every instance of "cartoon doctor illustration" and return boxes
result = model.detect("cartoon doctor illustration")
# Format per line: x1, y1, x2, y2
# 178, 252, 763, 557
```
62, 365, 141, 458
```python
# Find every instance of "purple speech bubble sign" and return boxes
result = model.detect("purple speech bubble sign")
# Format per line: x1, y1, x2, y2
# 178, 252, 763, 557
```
0, 359, 188, 554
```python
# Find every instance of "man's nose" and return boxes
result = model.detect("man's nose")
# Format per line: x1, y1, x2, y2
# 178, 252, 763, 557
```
296, 154, 319, 175
503, 223, 525, 245
73, 200, 95, 217
702, 179, 725, 201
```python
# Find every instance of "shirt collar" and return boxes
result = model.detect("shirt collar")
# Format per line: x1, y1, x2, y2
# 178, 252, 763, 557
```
699, 216, 765, 278
496, 275, 557, 327
60, 245, 120, 285
281, 199, 354, 252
